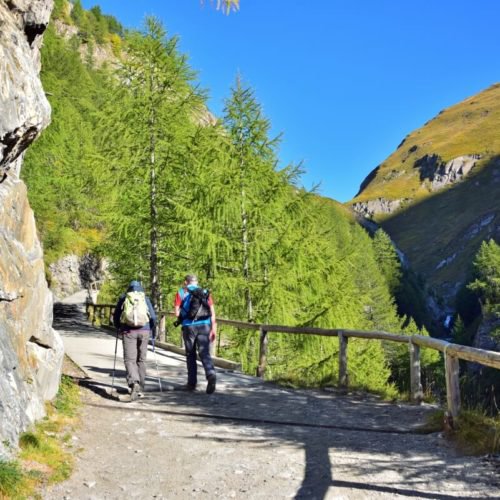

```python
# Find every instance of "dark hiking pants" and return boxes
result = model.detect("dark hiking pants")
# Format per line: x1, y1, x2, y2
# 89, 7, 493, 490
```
122, 330, 149, 388
182, 324, 215, 387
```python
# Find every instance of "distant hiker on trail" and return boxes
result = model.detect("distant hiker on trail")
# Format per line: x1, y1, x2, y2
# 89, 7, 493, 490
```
113, 280, 156, 401
174, 274, 217, 394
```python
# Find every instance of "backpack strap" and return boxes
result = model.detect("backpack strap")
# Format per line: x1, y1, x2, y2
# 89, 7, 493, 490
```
178, 287, 190, 318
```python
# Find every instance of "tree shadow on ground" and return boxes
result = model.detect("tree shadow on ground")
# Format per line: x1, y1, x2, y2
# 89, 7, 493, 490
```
53, 303, 109, 336
78, 359, 498, 499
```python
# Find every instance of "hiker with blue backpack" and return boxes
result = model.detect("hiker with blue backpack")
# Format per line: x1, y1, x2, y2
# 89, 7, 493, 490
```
113, 280, 157, 401
174, 274, 217, 394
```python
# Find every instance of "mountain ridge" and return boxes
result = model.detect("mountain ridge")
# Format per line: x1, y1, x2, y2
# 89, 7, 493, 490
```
348, 84, 500, 334
352, 83, 500, 209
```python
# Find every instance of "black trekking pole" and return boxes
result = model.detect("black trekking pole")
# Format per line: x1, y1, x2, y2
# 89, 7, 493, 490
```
110, 329, 119, 396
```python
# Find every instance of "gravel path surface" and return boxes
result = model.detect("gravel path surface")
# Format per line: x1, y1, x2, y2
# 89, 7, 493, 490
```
42, 295, 500, 499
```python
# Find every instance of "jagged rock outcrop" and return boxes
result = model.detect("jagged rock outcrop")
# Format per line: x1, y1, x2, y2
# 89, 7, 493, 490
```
353, 154, 481, 221
354, 154, 481, 219
415, 154, 480, 191
49, 255, 82, 300
0, 0, 63, 459
473, 313, 500, 353
53, 17, 77, 38
49, 253, 108, 300
0, 0, 52, 177
352, 197, 406, 219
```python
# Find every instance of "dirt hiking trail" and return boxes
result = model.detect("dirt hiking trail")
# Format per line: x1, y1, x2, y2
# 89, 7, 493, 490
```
43, 293, 499, 499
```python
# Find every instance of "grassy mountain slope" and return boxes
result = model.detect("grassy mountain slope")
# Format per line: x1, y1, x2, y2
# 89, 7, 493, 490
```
383, 159, 499, 289
353, 83, 500, 204
351, 84, 500, 317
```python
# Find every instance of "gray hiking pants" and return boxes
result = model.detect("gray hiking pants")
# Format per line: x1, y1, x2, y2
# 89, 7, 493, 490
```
122, 329, 149, 388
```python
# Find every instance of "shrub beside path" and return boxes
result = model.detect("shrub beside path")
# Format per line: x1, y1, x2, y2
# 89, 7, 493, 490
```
43, 292, 499, 499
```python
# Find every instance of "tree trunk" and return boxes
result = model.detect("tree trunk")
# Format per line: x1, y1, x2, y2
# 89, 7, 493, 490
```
149, 80, 160, 315
241, 176, 253, 322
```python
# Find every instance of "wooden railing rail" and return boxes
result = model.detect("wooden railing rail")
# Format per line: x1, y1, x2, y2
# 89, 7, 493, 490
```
86, 302, 115, 327
85, 303, 500, 418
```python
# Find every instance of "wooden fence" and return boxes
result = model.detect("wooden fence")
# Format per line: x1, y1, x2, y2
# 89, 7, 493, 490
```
86, 303, 500, 418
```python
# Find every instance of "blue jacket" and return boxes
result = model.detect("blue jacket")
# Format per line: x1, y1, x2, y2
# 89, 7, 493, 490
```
113, 281, 156, 332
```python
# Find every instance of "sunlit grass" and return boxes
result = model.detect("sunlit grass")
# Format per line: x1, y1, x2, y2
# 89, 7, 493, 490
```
0, 460, 27, 498
353, 83, 500, 204
19, 425, 73, 485
53, 374, 81, 417
421, 408, 500, 454
454, 409, 500, 455
0, 374, 81, 498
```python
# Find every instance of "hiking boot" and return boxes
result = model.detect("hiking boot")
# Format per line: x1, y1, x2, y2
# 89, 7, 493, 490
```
130, 382, 141, 401
206, 374, 216, 394
182, 383, 196, 392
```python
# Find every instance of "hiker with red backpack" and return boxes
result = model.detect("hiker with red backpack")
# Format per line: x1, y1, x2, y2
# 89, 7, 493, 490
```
113, 280, 156, 401
174, 274, 217, 394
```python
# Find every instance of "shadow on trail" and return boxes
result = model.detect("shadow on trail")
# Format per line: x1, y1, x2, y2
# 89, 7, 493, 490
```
191, 391, 490, 498
80, 363, 496, 499
83, 395, 493, 500
53, 303, 110, 337
78, 377, 128, 401
56, 306, 497, 499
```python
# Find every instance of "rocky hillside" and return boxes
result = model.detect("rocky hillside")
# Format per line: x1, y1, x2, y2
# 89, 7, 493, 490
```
0, 0, 63, 459
350, 84, 500, 326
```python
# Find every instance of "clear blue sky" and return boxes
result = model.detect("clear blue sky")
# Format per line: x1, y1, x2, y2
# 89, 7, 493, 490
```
82, 0, 500, 202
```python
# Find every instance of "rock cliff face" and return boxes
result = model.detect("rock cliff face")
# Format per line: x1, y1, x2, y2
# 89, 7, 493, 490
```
49, 253, 108, 300
0, 0, 52, 177
352, 155, 480, 219
473, 313, 500, 353
352, 197, 407, 219
414, 154, 480, 191
0, 0, 63, 459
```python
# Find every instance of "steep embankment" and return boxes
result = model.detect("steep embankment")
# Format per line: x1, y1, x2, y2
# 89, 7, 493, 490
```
0, 0, 63, 458
351, 84, 500, 318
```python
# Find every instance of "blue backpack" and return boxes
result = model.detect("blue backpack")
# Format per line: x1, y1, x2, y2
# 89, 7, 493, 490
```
181, 287, 211, 321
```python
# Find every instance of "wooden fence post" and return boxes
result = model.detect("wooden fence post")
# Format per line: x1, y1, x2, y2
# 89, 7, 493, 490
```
445, 348, 461, 418
257, 328, 268, 378
217, 330, 221, 357
338, 332, 348, 390
108, 306, 113, 326
409, 341, 423, 403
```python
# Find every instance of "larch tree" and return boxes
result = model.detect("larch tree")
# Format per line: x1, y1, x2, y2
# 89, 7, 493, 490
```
372, 228, 402, 296
469, 239, 500, 314
100, 17, 205, 312
219, 77, 292, 322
